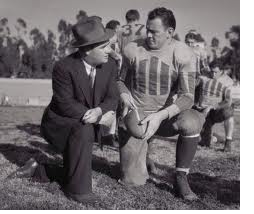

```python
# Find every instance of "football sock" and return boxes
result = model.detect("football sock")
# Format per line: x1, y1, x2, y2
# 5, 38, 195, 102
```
176, 135, 199, 171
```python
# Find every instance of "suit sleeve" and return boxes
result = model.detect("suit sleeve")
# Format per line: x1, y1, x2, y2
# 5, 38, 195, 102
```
98, 61, 119, 114
52, 62, 88, 119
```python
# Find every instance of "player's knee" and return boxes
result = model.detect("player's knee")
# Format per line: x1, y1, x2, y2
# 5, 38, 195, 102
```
211, 106, 234, 122
222, 106, 234, 119
176, 109, 204, 136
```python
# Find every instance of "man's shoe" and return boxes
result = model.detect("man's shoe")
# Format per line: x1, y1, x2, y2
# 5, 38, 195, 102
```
64, 191, 100, 204
7, 158, 38, 179
173, 171, 198, 201
223, 139, 233, 152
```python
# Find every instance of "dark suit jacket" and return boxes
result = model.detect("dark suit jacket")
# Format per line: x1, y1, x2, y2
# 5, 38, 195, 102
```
40, 52, 119, 152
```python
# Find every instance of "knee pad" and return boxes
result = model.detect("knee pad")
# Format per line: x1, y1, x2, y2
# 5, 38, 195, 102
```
176, 109, 205, 136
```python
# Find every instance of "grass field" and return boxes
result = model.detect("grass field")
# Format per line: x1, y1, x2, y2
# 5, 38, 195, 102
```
0, 106, 240, 210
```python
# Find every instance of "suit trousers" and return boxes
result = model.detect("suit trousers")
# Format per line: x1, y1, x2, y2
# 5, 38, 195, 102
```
35, 123, 95, 196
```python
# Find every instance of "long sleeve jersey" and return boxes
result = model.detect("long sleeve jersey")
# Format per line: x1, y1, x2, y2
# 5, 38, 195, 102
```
117, 38, 197, 118
195, 74, 233, 109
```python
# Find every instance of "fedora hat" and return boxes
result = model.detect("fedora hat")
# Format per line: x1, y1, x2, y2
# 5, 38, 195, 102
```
71, 17, 114, 48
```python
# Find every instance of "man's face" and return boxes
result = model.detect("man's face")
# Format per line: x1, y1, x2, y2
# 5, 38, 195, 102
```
185, 38, 197, 48
86, 41, 112, 65
146, 18, 171, 50
211, 66, 222, 79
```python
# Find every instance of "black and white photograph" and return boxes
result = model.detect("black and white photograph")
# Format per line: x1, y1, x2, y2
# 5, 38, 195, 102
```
0, 0, 240, 210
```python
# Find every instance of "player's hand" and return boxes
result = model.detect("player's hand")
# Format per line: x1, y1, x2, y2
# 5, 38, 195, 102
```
82, 107, 102, 124
203, 106, 214, 117
140, 111, 166, 141
120, 93, 137, 118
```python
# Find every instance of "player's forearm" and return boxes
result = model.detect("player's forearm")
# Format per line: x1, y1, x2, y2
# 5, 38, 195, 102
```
216, 99, 232, 109
175, 93, 194, 111
161, 92, 194, 120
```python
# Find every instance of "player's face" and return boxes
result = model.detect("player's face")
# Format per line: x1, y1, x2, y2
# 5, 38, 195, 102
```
146, 18, 171, 50
185, 38, 197, 48
211, 66, 221, 79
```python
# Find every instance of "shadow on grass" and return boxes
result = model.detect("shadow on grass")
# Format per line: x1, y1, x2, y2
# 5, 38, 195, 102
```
0, 143, 54, 167
92, 155, 121, 180
0, 141, 121, 182
16, 123, 41, 137
150, 161, 239, 205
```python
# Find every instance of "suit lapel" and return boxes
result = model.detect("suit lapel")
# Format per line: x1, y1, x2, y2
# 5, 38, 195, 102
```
93, 65, 104, 106
74, 57, 93, 107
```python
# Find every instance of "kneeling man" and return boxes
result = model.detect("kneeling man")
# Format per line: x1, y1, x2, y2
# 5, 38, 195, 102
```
117, 7, 204, 201
8, 17, 119, 204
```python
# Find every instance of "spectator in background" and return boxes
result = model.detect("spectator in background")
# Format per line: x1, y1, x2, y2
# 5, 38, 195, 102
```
106, 20, 121, 33
208, 37, 222, 63
222, 26, 240, 84
76, 10, 88, 23
185, 31, 210, 75
117, 9, 146, 54
104, 19, 122, 147
106, 20, 121, 51
106, 20, 121, 54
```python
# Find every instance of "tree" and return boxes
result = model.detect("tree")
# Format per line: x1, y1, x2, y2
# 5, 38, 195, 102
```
57, 19, 74, 58
29, 28, 51, 78
15, 18, 30, 46
47, 30, 57, 60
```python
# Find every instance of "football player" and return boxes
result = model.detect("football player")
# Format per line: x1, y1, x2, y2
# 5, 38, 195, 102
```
117, 7, 204, 201
195, 60, 235, 151
185, 31, 210, 75
117, 9, 146, 54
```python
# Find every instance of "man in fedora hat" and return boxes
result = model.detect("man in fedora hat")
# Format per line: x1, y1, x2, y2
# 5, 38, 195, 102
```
8, 17, 119, 204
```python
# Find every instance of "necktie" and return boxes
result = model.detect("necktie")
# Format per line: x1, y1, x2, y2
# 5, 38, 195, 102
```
89, 67, 95, 89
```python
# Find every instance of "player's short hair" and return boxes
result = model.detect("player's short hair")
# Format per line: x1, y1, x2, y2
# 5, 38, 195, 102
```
17, 18, 27, 28
125, 10, 140, 23
147, 7, 176, 30
106, 20, 120, 30
185, 32, 198, 42
210, 60, 223, 70
229, 25, 240, 36
211, 37, 219, 46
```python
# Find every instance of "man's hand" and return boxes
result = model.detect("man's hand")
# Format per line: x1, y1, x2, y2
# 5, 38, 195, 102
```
120, 93, 137, 118
140, 109, 168, 141
82, 107, 102, 124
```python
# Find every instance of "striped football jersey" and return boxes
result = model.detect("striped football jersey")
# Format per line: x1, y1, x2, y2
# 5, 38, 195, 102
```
193, 46, 210, 74
117, 38, 197, 112
197, 75, 233, 108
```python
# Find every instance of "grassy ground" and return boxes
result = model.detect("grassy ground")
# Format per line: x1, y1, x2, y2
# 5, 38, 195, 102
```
0, 106, 240, 210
